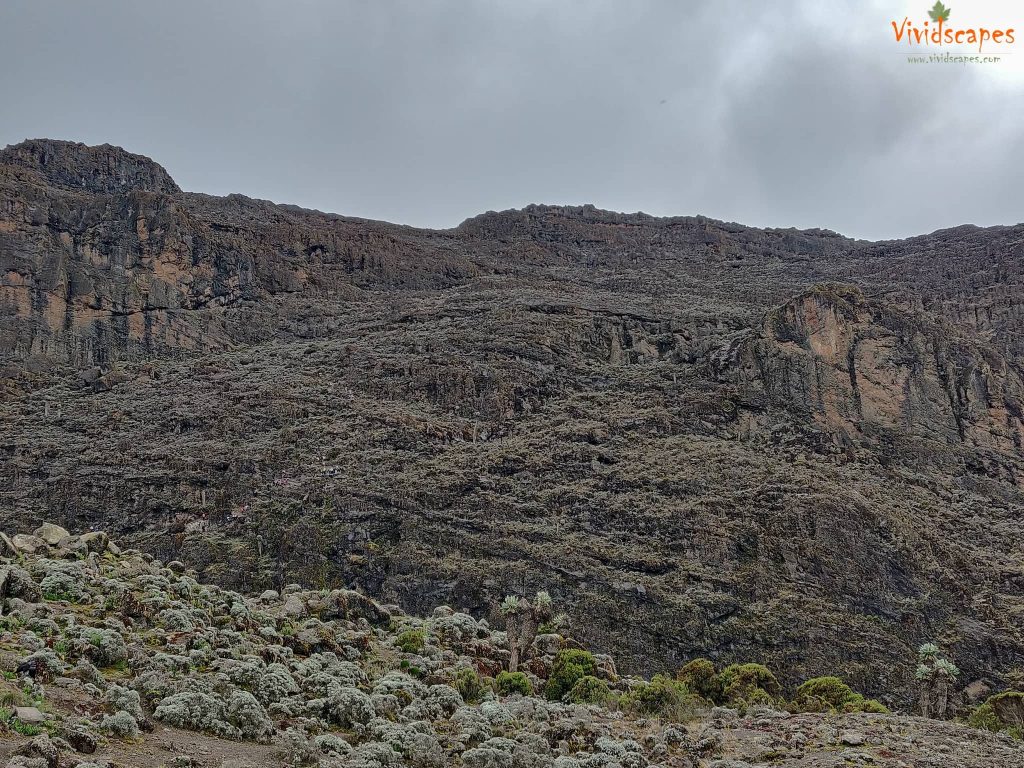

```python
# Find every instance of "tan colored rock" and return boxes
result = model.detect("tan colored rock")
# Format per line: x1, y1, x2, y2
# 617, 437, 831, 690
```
12, 533, 45, 554
33, 522, 71, 546
13, 706, 47, 724
79, 531, 110, 553
840, 731, 866, 746
282, 593, 307, 619
964, 679, 993, 703
0, 531, 15, 557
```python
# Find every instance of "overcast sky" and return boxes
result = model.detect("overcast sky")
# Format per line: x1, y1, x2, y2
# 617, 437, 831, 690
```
1, 0, 1021, 241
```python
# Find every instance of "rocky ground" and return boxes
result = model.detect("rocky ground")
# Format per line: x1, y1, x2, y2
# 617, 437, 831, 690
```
2, 524, 1023, 768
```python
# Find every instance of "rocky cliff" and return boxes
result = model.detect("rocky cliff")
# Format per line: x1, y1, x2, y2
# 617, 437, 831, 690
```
1, 140, 1022, 706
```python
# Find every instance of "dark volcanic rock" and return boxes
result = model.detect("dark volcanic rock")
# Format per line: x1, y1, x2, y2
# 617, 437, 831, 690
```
1, 140, 1023, 705
1, 138, 181, 195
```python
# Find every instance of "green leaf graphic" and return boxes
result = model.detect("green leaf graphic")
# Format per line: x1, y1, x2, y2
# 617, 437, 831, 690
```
928, 1, 951, 23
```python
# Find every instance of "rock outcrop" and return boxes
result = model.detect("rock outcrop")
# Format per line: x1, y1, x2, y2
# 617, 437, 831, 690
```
719, 284, 1024, 462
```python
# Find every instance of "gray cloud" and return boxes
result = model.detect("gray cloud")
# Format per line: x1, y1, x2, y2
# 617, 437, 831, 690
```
0, 0, 1021, 240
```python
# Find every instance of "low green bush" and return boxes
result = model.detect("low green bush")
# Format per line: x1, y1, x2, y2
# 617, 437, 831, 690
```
968, 691, 1024, 740
544, 649, 597, 701
565, 675, 611, 705
454, 668, 486, 704
496, 671, 532, 696
968, 701, 1003, 732
396, 629, 426, 654
718, 663, 781, 705
622, 674, 703, 721
676, 658, 723, 703
791, 675, 887, 713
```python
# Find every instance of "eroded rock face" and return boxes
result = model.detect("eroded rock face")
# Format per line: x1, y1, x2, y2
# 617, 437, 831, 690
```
722, 285, 1024, 461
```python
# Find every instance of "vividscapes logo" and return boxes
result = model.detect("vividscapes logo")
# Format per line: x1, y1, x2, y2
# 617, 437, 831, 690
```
892, 2, 1014, 52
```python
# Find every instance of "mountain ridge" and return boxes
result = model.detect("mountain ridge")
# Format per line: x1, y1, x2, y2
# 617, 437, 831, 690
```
5, 137, 1018, 242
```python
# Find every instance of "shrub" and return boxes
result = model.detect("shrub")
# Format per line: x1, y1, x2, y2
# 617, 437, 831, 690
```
968, 701, 1003, 732
154, 691, 238, 740
718, 663, 781, 705
20, 649, 66, 679
622, 674, 702, 721
428, 612, 482, 646
313, 733, 352, 755
224, 690, 274, 741
794, 677, 856, 711
258, 663, 299, 705
676, 658, 723, 703
848, 696, 890, 714
565, 675, 611, 705
495, 671, 532, 696
325, 686, 375, 729
426, 684, 465, 717
396, 629, 426, 654
105, 684, 145, 722
158, 609, 197, 632
454, 668, 487, 704
791, 675, 889, 714
84, 628, 128, 668
741, 686, 780, 712
462, 746, 512, 768
40, 571, 85, 603
100, 710, 140, 740
544, 649, 596, 701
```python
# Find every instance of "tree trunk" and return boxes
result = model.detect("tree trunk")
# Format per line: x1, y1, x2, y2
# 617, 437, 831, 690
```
507, 611, 523, 672
934, 677, 949, 719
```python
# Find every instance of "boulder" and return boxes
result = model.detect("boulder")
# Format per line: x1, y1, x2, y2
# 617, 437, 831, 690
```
13, 706, 48, 725
0, 531, 15, 558
12, 534, 45, 554
282, 593, 307, 619
33, 523, 71, 546
57, 537, 88, 559
60, 727, 97, 754
991, 691, 1024, 729
533, 633, 563, 656
79, 531, 110, 554
963, 679, 993, 703
15, 733, 58, 768
316, 589, 392, 626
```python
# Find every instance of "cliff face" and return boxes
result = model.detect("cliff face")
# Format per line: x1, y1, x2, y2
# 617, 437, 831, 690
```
1, 139, 1023, 703
0, 140, 480, 366
0, 142, 224, 364
722, 285, 1024, 463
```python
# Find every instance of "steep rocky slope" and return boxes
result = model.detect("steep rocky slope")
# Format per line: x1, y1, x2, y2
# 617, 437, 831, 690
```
2, 524, 1023, 768
1, 140, 1023, 707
